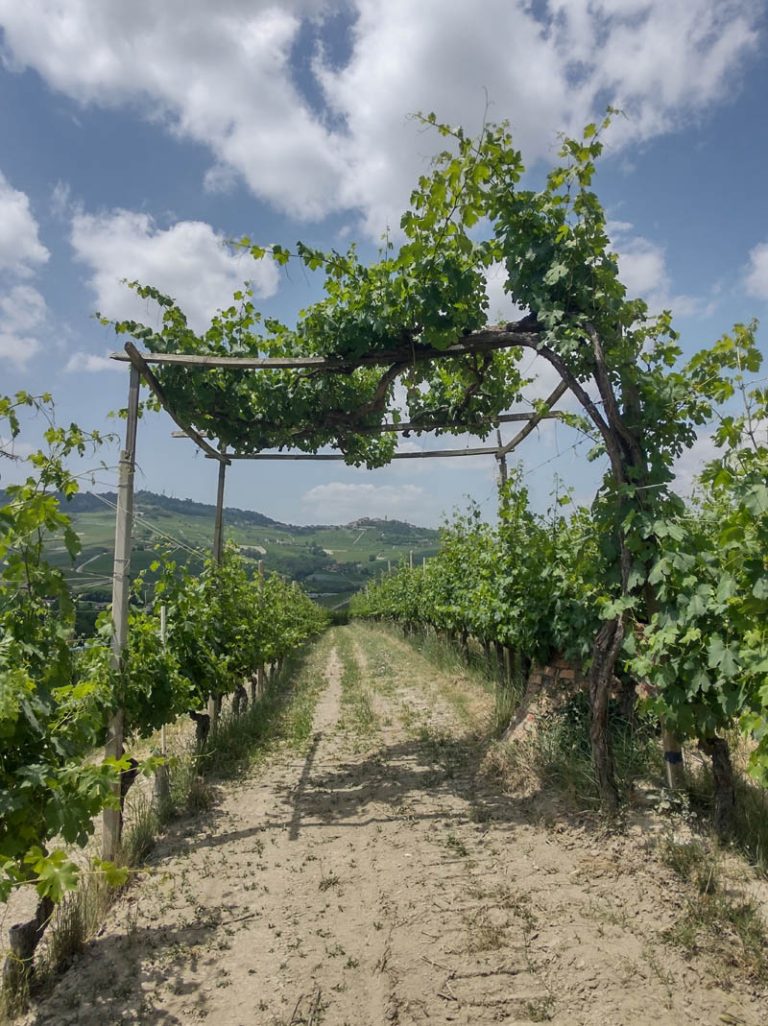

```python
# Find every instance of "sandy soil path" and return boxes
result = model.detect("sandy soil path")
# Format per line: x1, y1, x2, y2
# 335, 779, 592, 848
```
20, 625, 766, 1026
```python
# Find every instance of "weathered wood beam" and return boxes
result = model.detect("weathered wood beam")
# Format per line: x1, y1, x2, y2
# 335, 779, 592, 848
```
170, 409, 560, 443
123, 342, 229, 464
498, 380, 569, 456
210, 446, 500, 461
110, 323, 541, 371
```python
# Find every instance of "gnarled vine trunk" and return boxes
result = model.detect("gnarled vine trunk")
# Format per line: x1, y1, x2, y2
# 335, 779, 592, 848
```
2, 895, 54, 995
588, 618, 624, 816
699, 735, 736, 838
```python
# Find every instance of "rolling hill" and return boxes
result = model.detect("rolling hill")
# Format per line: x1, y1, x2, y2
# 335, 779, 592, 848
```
5, 489, 439, 613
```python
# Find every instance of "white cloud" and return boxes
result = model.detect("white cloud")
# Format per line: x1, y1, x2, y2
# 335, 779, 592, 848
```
485, 263, 526, 325
50, 180, 73, 219
0, 2, 758, 231
301, 481, 430, 522
0, 332, 39, 366
0, 2, 343, 220
0, 171, 49, 366
70, 210, 279, 332
0, 171, 49, 276
673, 431, 721, 494
0, 284, 48, 367
609, 220, 707, 316
0, 284, 47, 333
64, 351, 123, 373
744, 241, 768, 300
615, 235, 667, 297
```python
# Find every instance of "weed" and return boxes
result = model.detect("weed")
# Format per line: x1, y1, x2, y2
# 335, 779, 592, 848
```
526, 996, 555, 1022
464, 912, 507, 953
444, 833, 469, 857
120, 794, 158, 867
319, 872, 341, 892
664, 883, 768, 985
494, 692, 660, 809
335, 631, 377, 737
658, 838, 719, 895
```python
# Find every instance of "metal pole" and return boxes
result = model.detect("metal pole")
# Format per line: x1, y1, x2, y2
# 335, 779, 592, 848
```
103, 364, 141, 862
208, 458, 227, 730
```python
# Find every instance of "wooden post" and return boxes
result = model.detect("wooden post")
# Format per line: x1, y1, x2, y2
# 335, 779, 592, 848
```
208, 458, 227, 732
496, 429, 508, 489
103, 364, 140, 862
154, 605, 171, 806
159, 605, 168, 757
257, 559, 265, 697
212, 456, 226, 564
409, 550, 413, 569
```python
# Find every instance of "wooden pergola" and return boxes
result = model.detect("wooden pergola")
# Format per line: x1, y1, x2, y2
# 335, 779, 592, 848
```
102, 328, 568, 858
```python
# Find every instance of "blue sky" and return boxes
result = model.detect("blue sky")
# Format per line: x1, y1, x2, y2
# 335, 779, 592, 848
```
1, 1, 766, 527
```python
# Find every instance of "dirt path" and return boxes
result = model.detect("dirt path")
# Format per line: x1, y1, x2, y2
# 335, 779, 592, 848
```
22, 625, 766, 1026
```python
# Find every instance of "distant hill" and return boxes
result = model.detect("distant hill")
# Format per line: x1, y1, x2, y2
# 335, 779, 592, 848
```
23, 489, 285, 528
0, 489, 431, 535
5, 488, 439, 613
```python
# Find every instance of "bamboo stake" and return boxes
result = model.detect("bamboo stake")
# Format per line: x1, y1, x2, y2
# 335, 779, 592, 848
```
103, 364, 140, 862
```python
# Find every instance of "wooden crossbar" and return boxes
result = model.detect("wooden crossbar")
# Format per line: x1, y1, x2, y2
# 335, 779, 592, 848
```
109, 324, 539, 371
207, 446, 500, 461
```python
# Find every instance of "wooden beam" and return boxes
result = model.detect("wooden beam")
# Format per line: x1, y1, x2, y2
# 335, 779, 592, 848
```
498, 380, 569, 457
212, 458, 227, 563
169, 409, 561, 443
103, 363, 140, 863
110, 323, 540, 372
212, 446, 499, 461
123, 342, 229, 464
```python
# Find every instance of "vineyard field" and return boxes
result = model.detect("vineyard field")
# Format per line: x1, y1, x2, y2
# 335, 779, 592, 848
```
17, 624, 768, 1026
6, 489, 439, 609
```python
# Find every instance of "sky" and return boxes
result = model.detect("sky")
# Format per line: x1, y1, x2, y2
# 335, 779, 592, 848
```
0, 0, 767, 528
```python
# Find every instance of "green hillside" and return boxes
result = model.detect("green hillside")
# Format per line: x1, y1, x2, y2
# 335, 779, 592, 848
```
27, 490, 439, 615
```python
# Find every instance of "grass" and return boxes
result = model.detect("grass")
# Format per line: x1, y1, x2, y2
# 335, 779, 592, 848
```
334, 630, 377, 738
686, 753, 768, 877
201, 641, 330, 780
659, 836, 768, 986
358, 622, 516, 738
485, 690, 661, 810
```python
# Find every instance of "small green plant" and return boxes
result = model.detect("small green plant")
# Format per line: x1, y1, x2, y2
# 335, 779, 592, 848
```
526, 996, 555, 1022
120, 795, 159, 867
658, 838, 719, 895
445, 833, 469, 857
